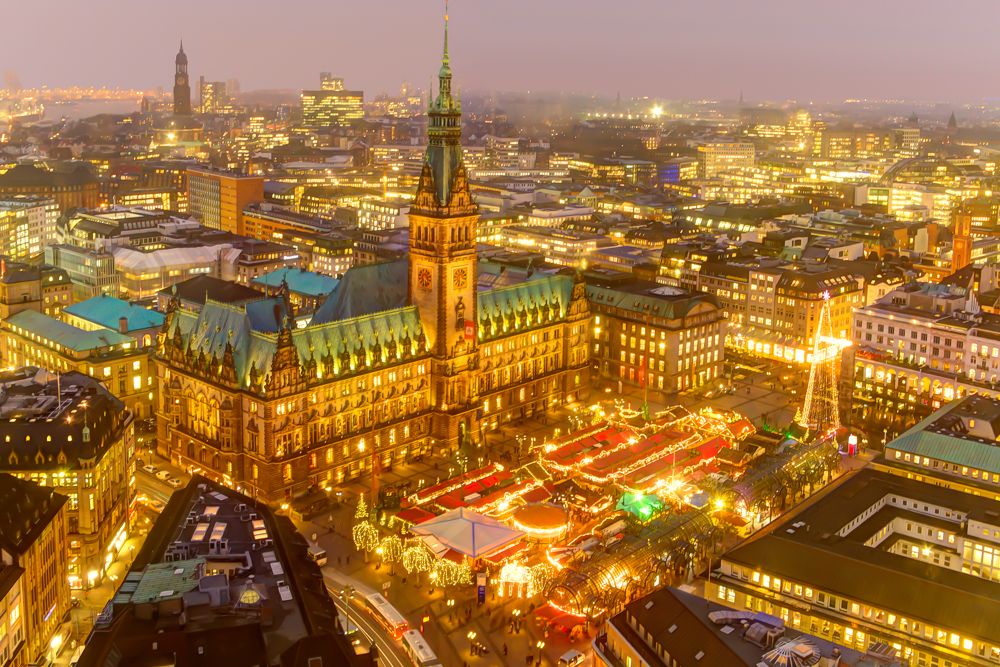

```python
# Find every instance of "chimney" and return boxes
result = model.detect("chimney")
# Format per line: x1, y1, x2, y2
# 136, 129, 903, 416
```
119, 316, 128, 334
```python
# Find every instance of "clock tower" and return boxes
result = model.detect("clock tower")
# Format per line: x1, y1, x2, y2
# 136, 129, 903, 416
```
173, 40, 192, 116
409, 5, 480, 456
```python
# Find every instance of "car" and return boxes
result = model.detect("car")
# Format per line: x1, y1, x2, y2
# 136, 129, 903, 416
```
149, 499, 166, 512
166, 478, 184, 489
558, 650, 585, 667
141, 465, 157, 475
155, 470, 171, 481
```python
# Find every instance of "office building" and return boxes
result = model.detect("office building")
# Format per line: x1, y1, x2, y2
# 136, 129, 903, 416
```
0, 369, 136, 591
848, 280, 1000, 426
0, 308, 156, 418
187, 166, 264, 235
594, 586, 900, 667
697, 141, 755, 179
707, 446, 1000, 667
587, 271, 725, 393
0, 164, 100, 213
0, 196, 58, 260
320, 72, 344, 91
199, 78, 227, 114
155, 17, 591, 505
226, 77, 240, 97
496, 225, 609, 268
77, 475, 369, 667
0, 474, 69, 665
357, 198, 410, 231
699, 259, 863, 363
0, 265, 73, 320
44, 244, 120, 302
300, 89, 363, 128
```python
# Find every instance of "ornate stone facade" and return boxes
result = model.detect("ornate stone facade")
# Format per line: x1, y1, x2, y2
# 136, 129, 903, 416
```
153, 17, 590, 506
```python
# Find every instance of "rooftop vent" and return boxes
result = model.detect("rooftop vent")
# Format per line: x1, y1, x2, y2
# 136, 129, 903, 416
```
645, 601, 654, 609
668, 624, 677, 633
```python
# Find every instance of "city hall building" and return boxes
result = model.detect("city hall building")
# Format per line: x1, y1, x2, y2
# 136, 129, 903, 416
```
154, 25, 591, 505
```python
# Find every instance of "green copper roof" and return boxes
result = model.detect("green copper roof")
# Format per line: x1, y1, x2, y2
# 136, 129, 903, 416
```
6, 310, 134, 352
64, 295, 165, 332
888, 401, 1000, 475
252, 268, 339, 299
477, 274, 574, 339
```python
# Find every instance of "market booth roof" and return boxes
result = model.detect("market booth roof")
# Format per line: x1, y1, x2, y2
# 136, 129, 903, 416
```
410, 508, 525, 559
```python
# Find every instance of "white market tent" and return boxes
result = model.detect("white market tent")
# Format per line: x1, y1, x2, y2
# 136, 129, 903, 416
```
410, 508, 525, 559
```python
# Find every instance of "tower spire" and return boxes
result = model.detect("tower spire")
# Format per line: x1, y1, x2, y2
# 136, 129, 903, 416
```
180, 37, 184, 53
440, 0, 451, 78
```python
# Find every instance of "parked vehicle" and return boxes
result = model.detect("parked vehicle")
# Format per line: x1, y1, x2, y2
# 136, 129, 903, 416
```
166, 478, 184, 488
141, 465, 157, 475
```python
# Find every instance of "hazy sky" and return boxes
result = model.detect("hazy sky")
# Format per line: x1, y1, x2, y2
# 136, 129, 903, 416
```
3, 0, 996, 102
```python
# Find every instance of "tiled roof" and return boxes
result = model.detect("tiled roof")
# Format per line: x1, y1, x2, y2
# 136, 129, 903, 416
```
64, 295, 165, 331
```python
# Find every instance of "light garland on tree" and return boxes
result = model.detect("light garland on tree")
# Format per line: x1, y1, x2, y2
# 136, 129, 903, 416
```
432, 559, 472, 587
352, 521, 379, 553
402, 545, 435, 574
379, 535, 404, 564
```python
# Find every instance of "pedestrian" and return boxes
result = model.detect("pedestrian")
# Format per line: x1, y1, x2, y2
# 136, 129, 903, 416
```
346, 555, 350, 565
337, 556, 342, 567
502, 643, 508, 656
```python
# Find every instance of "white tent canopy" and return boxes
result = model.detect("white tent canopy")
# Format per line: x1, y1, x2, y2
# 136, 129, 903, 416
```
410, 508, 525, 559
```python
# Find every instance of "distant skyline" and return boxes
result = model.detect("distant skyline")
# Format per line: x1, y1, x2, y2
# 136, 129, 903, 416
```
3, 0, 997, 103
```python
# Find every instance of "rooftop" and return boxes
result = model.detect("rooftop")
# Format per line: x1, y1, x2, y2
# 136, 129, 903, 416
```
251, 267, 339, 299
63, 295, 165, 332
0, 472, 67, 555
720, 467, 1000, 644
610, 586, 895, 667
158, 275, 263, 307
79, 475, 365, 667
4, 309, 134, 353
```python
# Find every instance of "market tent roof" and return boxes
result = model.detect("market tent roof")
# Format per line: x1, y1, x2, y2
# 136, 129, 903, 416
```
616, 492, 662, 519
409, 508, 525, 558
533, 602, 586, 631
395, 507, 435, 525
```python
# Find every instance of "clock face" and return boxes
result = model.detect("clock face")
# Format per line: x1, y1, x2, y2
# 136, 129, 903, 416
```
453, 267, 468, 290
417, 267, 432, 290
176, 75, 186, 85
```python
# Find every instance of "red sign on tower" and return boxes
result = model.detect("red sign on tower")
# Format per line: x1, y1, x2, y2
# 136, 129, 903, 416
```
464, 320, 475, 340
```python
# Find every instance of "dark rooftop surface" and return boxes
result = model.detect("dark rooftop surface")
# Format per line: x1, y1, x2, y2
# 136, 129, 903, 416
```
613, 587, 892, 667
720, 468, 1000, 643
0, 472, 67, 555
159, 274, 264, 306
78, 475, 367, 667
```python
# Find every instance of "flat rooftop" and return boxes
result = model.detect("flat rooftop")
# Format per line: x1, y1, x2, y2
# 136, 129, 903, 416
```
719, 468, 1000, 644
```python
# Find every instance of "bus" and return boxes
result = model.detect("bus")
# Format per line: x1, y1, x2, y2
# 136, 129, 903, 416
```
364, 593, 408, 639
306, 545, 327, 567
401, 630, 442, 667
